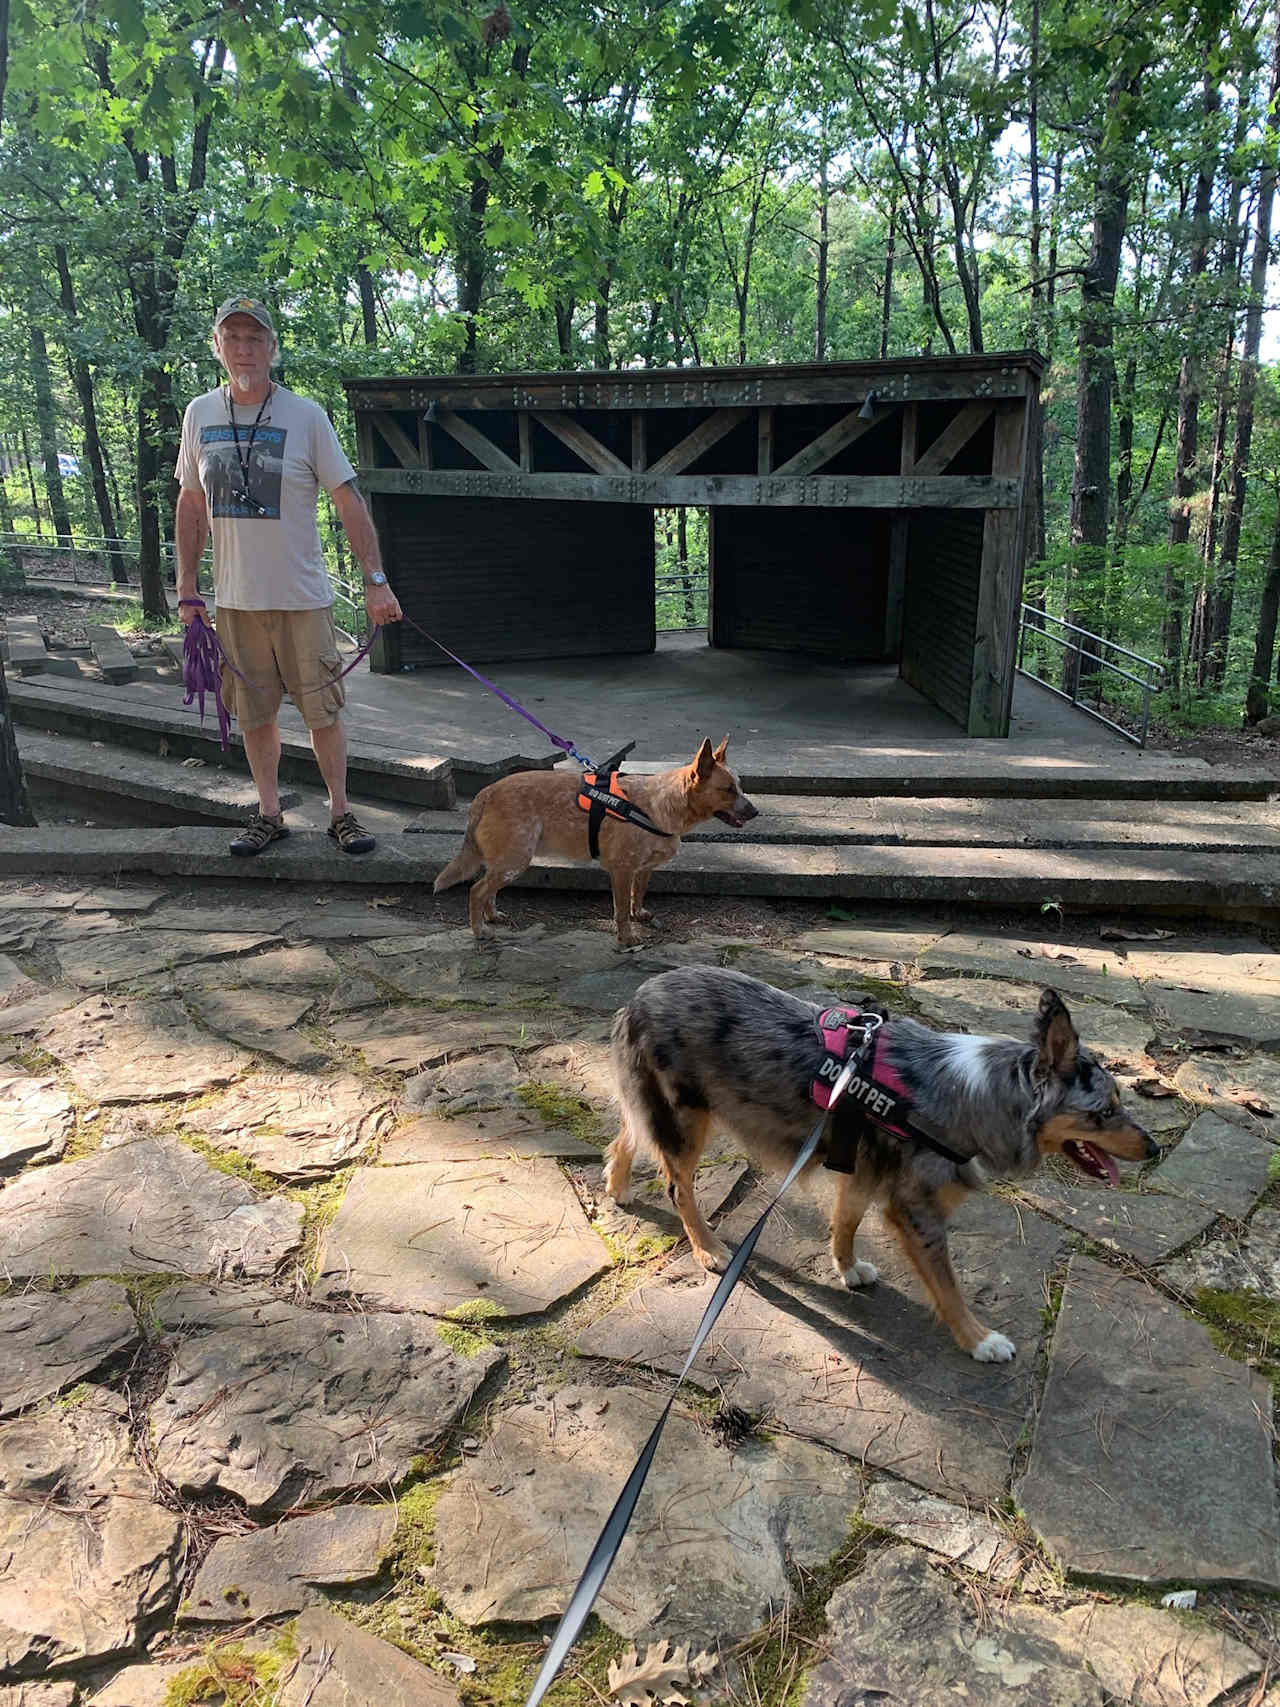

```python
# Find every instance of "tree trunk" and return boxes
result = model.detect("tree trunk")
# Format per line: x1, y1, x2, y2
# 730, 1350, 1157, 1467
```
0, 0, 9, 134
30, 325, 73, 547
1225, 35, 1280, 708
554, 297, 574, 363
1246, 496, 1280, 724
1164, 67, 1219, 704
880, 205, 895, 359
1197, 76, 1251, 681
1066, 63, 1144, 679
457, 171, 490, 375
1045, 150, 1063, 354
54, 243, 126, 582
134, 376, 169, 621
815, 138, 829, 361
357, 265, 378, 345
0, 664, 35, 827
19, 423, 42, 536
593, 285, 611, 369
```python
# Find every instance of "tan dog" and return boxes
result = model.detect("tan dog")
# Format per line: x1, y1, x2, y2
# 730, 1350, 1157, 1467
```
433, 738, 758, 946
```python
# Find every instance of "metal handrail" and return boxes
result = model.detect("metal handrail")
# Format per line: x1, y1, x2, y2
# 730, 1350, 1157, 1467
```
1017, 604, 1165, 747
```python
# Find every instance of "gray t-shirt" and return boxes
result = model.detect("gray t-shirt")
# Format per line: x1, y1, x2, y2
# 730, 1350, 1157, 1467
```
177, 385, 357, 610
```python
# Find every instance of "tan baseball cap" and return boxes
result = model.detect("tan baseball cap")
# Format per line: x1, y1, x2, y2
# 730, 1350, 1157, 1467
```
213, 295, 276, 335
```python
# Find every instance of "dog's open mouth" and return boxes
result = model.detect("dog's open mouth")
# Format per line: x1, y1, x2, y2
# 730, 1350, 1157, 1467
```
715, 807, 753, 827
1062, 1140, 1120, 1185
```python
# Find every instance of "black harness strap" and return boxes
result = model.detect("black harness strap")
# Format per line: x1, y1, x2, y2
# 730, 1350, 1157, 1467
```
815, 1010, 979, 1173
577, 769, 673, 860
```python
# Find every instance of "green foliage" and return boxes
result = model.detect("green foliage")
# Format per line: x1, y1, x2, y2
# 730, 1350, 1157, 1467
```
1, 0, 1278, 730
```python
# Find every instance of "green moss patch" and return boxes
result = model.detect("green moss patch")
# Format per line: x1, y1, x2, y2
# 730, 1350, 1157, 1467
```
1195, 1286, 1280, 1391
516, 1081, 604, 1144
162, 1631, 296, 1706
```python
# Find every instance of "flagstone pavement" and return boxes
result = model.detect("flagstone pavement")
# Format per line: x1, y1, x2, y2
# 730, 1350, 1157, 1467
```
1, 875, 1279, 1706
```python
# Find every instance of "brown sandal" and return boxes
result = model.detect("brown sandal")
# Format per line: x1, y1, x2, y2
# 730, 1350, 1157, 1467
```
229, 811, 289, 857
328, 811, 375, 855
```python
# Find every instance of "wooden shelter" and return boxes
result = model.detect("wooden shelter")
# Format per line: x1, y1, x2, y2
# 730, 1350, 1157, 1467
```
343, 352, 1042, 737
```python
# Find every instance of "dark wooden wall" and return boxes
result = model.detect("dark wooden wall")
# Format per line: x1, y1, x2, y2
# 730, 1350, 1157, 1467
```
371, 495, 655, 669
900, 510, 985, 725
708, 508, 892, 659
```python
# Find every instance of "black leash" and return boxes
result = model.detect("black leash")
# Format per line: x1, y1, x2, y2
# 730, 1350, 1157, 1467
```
521, 1026, 878, 1707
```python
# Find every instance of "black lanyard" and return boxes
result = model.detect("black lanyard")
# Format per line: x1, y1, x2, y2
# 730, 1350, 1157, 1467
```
223, 383, 272, 512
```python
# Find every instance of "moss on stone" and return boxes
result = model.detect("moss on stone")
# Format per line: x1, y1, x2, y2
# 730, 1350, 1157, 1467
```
179, 1133, 279, 1195
161, 1630, 296, 1706
1194, 1286, 1280, 1391
516, 1080, 604, 1143
596, 1224, 677, 1264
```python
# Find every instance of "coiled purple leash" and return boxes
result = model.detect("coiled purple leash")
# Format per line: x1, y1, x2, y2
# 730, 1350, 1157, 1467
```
178, 598, 378, 751
179, 600, 601, 768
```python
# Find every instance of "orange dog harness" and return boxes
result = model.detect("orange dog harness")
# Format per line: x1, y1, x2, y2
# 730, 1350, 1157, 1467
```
576, 771, 672, 860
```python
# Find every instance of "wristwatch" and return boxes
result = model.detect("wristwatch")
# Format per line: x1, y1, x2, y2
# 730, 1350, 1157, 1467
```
364, 570, 388, 587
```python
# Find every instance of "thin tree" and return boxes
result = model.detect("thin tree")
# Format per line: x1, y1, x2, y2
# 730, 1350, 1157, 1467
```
0, 14, 36, 827
1164, 60, 1221, 704
1220, 26, 1279, 701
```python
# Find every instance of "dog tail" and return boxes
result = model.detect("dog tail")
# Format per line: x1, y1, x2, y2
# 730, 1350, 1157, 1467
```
611, 1002, 684, 1162
432, 798, 486, 893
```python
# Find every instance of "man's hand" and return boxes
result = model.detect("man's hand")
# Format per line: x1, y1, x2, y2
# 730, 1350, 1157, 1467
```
364, 581, 403, 626
179, 600, 208, 629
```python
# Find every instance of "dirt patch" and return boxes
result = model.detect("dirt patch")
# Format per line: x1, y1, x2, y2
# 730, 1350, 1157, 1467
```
0, 588, 171, 651
1148, 724, 1280, 770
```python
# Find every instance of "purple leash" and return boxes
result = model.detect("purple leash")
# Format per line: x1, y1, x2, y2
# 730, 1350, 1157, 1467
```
180, 599, 378, 752
179, 600, 599, 768
397, 612, 599, 769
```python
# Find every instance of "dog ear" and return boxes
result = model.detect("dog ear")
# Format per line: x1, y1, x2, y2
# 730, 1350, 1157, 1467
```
713, 734, 730, 762
693, 737, 715, 777
1034, 987, 1079, 1078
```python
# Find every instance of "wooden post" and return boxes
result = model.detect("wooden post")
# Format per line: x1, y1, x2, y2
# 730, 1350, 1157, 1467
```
968, 399, 1031, 735
884, 401, 915, 657
757, 407, 774, 474
631, 412, 647, 471
518, 412, 532, 472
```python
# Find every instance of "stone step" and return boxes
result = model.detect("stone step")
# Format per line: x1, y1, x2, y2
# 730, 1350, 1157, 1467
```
14, 726, 301, 824
7, 672, 455, 809
85, 623, 137, 685
407, 794, 1280, 853
0, 826, 1276, 913
4, 616, 49, 676
7, 667, 1277, 804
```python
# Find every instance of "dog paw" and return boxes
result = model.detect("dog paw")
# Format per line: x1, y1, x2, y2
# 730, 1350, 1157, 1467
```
972, 1331, 1016, 1363
839, 1258, 879, 1289
601, 1167, 632, 1205
631, 908, 657, 925
695, 1240, 732, 1275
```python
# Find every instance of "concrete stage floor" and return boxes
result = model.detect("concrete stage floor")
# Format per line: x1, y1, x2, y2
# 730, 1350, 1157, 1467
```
325, 629, 1133, 777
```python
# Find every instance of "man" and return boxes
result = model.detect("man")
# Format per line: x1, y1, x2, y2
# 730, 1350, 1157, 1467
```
175, 295, 403, 856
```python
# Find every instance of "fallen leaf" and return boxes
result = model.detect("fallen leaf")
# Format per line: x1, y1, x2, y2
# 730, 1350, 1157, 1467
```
441, 1652, 478, 1673
181, 756, 206, 768
1235, 1096, 1274, 1118
607, 1641, 718, 1707
369, 895, 404, 909
1099, 925, 1174, 942
1134, 1078, 1178, 1099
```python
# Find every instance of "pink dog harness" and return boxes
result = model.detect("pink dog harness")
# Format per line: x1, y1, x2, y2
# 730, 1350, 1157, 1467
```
813, 1006, 976, 1171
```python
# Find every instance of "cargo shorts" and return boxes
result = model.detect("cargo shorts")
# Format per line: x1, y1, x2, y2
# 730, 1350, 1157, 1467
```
215, 606, 346, 733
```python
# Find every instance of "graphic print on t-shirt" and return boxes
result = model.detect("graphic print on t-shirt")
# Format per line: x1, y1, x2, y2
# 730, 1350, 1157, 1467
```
199, 424, 286, 519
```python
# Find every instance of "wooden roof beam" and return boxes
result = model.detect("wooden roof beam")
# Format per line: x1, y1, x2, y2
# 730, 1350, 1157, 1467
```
372, 411, 422, 470
647, 406, 751, 476
435, 406, 519, 473
534, 411, 630, 475
774, 407, 878, 477
913, 401, 995, 476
